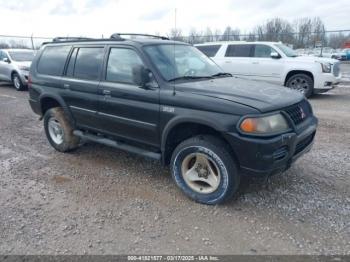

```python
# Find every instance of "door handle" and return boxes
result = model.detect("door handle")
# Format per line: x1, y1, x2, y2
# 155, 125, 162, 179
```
63, 83, 70, 89
225, 61, 232, 63
252, 61, 259, 64
102, 90, 111, 96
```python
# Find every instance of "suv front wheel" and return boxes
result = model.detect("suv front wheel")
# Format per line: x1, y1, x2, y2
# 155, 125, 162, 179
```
285, 73, 313, 98
171, 135, 240, 205
12, 73, 25, 91
43, 107, 80, 152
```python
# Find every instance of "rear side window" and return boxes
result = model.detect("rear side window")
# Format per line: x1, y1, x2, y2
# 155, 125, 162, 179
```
196, 45, 221, 57
225, 44, 252, 57
253, 44, 274, 58
73, 47, 104, 80
37, 46, 71, 76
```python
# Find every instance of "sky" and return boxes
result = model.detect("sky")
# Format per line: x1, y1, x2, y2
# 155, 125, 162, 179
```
0, 0, 349, 39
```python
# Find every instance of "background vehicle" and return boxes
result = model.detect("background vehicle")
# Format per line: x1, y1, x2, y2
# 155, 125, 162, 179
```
0, 49, 35, 91
195, 41, 341, 97
28, 34, 317, 205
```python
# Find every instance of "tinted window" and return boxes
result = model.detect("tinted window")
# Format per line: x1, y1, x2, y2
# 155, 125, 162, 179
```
196, 45, 221, 57
254, 45, 273, 58
37, 46, 71, 76
74, 47, 104, 80
106, 48, 144, 84
66, 48, 78, 77
225, 44, 252, 57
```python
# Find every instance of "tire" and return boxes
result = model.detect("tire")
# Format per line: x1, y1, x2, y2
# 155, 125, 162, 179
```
285, 73, 314, 98
12, 73, 25, 91
170, 135, 240, 205
43, 107, 80, 152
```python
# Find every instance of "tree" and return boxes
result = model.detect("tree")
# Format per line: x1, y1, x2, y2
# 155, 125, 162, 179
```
168, 28, 184, 41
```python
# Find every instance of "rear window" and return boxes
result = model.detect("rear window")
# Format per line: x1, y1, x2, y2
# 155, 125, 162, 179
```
225, 44, 252, 57
73, 47, 104, 80
37, 46, 71, 76
196, 45, 221, 57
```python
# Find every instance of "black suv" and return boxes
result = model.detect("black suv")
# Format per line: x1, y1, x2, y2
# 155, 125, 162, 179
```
28, 34, 318, 205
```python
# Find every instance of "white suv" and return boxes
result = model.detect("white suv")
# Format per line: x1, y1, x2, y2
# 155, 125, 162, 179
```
195, 42, 341, 97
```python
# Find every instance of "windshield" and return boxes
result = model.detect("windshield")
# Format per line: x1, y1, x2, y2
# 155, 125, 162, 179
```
144, 44, 223, 81
275, 44, 298, 57
8, 51, 35, 62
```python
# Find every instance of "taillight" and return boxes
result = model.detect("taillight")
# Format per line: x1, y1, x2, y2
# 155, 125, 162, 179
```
28, 75, 32, 89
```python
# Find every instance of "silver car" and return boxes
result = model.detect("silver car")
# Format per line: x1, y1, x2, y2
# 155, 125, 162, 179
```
0, 49, 35, 91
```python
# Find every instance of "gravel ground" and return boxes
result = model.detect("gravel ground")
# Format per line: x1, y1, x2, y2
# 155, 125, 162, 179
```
0, 64, 349, 255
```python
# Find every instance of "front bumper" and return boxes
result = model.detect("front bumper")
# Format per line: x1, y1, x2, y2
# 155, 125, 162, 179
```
314, 73, 341, 94
19, 70, 29, 84
224, 116, 318, 177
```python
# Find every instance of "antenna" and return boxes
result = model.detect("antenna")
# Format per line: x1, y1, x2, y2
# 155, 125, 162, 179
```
172, 8, 177, 96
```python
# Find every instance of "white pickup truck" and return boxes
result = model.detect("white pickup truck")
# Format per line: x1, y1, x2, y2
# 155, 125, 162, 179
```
195, 41, 341, 97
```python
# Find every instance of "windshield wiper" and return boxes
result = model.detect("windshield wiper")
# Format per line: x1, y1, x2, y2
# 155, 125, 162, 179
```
211, 72, 232, 78
168, 76, 213, 82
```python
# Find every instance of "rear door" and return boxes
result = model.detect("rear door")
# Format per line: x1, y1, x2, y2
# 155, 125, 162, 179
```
60, 45, 105, 129
214, 44, 255, 78
97, 45, 160, 147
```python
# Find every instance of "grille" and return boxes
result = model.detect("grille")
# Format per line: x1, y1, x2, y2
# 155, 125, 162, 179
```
333, 62, 340, 77
294, 132, 315, 155
284, 100, 311, 126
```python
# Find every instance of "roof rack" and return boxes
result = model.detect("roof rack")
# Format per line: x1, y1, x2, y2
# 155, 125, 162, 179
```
110, 33, 169, 40
52, 37, 94, 42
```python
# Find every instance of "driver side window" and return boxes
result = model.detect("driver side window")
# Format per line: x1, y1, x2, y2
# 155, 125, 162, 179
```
106, 48, 144, 84
253, 44, 277, 58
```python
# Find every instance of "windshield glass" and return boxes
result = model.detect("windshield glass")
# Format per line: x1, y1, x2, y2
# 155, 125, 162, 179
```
144, 44, 223, 81
275, 44, 298, 57
8, 51, 35, 62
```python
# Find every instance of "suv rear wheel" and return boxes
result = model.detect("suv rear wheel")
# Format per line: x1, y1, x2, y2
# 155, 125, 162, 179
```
12, 73, 25, 91
170, 135, 240, 205
286, 73, 313, 98
43, 107, 80, 152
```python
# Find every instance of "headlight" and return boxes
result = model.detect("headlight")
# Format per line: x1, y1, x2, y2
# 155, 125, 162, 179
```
239, 114, 289, 134
321, 62, 331, 73
18, 65, 29, 71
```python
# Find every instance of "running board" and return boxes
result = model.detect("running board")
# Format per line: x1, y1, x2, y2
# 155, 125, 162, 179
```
73, 130, 161, 160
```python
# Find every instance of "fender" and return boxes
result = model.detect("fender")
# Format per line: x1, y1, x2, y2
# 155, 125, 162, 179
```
39, 92, 76, 126
283, 69, 315, 85
160, 115, 225, 154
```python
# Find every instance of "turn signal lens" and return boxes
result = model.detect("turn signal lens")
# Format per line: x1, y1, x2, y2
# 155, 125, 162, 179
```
240, 118, 257, 132
239, 114, 289, 134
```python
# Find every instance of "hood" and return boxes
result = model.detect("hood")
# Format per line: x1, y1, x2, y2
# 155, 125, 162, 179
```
291, 56, 338, 64
13, 61, 32, 68
175, 77, 304, 113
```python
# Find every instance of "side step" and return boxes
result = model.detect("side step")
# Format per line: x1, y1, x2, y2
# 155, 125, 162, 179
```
73, 130, 161, 160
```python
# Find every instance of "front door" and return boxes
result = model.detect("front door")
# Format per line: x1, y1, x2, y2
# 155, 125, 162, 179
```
250, 44, 283, 84
97, 46, 160, 147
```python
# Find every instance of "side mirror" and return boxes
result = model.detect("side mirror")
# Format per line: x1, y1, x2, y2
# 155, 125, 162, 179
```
271, 52, 281, 59
132, 65, 151, 87
2, 57, 10, 63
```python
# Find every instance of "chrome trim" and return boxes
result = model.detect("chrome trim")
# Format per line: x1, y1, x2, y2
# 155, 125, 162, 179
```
98, 112, 156, 128
69, 106, 96, 114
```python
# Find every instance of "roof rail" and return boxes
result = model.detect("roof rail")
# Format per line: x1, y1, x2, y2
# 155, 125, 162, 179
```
110, 33, 169, 40
52, 37, 94, 42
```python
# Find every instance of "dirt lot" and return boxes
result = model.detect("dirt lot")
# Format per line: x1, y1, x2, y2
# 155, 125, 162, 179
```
0, 64, 349, 255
